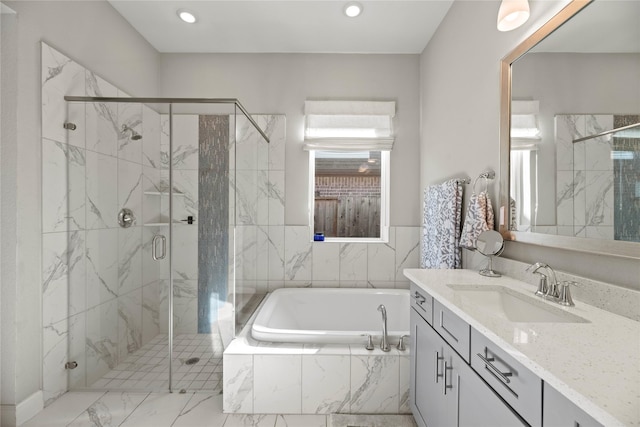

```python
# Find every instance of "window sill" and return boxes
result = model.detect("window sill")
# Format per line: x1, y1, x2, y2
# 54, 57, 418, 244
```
312, 237, 389, 244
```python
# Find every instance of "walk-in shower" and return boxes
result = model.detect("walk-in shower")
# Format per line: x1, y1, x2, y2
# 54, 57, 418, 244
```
56, 95, 270, 394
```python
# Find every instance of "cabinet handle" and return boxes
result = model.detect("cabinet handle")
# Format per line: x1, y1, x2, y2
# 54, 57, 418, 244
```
443, 360, 453, 395
476, 351, 513, 384
439, 311, 459, 343
435, 351, 444, 383
414, 291, 426, 305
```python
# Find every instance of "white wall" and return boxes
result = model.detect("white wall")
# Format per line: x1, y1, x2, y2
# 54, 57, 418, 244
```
420, 0, 640, 289
1, 0, 159, 415
159, 53, 422, 227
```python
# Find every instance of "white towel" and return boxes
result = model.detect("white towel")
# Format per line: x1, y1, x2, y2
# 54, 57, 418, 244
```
420, 180, 463, 269
459, 191, 495, 249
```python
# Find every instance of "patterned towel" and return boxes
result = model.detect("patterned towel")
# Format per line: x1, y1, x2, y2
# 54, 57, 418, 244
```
420, 180, 463, 269
459, 191, 495, 249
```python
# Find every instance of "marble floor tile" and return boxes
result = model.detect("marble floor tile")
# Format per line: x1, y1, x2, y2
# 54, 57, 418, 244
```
223, 414, 277, 427
67, 391, 149, 427
22, 392, 106, 427
275, 414, 327, 427
119, 392, 193, 426
172, 393, 227, 427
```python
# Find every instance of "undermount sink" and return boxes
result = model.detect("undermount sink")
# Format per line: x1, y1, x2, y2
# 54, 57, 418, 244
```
447, 284, 589, 324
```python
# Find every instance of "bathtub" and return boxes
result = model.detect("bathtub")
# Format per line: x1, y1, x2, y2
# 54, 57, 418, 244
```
251, 288, 410, 344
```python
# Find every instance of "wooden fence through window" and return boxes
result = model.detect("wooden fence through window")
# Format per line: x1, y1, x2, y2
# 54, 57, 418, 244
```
314, 196, 381, 238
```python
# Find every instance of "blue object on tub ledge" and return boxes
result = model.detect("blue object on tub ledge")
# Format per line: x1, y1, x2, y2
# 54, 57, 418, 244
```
314, 232, 325, 241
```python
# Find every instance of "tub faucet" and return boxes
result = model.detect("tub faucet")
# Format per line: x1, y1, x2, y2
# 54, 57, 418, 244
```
377, 304, 390, 352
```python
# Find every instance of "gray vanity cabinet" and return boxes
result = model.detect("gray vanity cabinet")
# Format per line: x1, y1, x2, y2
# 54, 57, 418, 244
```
410, 305, 526, 427
543, 383, 603, 427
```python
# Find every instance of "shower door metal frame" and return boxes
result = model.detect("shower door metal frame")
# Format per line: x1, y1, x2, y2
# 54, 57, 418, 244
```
64, 96, 269, 392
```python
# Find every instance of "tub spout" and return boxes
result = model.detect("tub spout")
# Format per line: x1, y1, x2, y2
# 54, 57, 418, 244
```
377, 304, 390, 352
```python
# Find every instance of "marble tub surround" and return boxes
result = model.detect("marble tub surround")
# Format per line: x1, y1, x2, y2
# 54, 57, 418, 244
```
403, 268, 640, 426
41, 42, 164, 403
223, 323, 411, 415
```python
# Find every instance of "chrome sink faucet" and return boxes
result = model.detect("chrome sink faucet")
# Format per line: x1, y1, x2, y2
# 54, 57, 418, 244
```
377, 304, 390, 352
526, 262, 559, 300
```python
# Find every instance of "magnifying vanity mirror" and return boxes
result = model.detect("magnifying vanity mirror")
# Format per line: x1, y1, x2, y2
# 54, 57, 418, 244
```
476, 230, 505, 277
498, 0, 640, 260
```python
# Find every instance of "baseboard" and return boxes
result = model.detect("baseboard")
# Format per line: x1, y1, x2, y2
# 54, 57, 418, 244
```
0, 390, 44, 427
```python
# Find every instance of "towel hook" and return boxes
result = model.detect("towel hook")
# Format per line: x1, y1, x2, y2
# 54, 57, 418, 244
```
473, 171, 495, 193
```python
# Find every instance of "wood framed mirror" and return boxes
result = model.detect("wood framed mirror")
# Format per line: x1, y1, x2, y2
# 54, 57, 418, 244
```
498, 0, 640, 259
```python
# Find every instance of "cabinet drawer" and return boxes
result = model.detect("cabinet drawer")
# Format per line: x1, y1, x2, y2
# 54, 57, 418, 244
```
410, 283, 433, 325
471, 328, 542, 427
543, 382, 603, 427
433, 299, 470, 362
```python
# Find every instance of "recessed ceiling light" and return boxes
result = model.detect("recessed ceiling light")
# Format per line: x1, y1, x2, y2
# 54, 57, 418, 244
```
177, 9, 197, 24
344, 2, 363, 18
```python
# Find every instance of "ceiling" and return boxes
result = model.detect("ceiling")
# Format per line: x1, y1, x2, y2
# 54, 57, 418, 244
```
108, 1, 454, 54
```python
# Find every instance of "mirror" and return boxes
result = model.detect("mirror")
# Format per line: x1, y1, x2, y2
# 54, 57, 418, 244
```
476, 230, 504, 277
499, 0, 640, 259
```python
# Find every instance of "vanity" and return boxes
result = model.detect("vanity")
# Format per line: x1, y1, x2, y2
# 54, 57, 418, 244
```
404, 268, 639, 427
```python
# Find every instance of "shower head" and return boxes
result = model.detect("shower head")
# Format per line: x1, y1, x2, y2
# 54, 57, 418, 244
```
121, 124, 142, 140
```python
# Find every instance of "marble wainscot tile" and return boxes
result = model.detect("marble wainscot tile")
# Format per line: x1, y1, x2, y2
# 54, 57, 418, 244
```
42, 230, 86, 324
42, 138, 86, 232
235, 115, 259, 171
85, 71, 118, 156
223, 354, 254, 413
585, 115, 614, 171
142, 226, 165, 286
118, 288, 143, 361
572, 170, 587, 227
235, 170, 259, 225
41, 42, 86, 146
118, 99, 143, 164
236, 225, 258, 281
173, 169, 199, 218
224, 414, 277, 427
86, 299, 119, 386
170, 114, 200, 170
302, 354, 350, 414
85, 151, 118, 229
350, 353, 400, 414
68, 312, 87, 389
555, 115, 585, 172
67, 392, 149, 427
267, 226, 285, 281
339, 243, 368, 282
312, 242, 340, 282
119, 393, 193, 427
118, 158, 143, 223
142, 105, 161, 168
367, 229, 396, 282
285, 226, 313, 281
142, 166, 162, 224
585, 170, 614, 226
254, 355, 302, 413
255, 117, 270, 172
42, 317, 69, 405
118, 226, 143, 295
255, 227, 270, 281
141, 281, 161, 344
585, 226, 614, 240
173, 280, 198, 334
395, 227, 420, 281
160, 115, 170, 168
267, 170, 285, 225
264, 115, 286, 171
256, 171, 270, 225
85, 228, 119, 309
172, 225, 198, 280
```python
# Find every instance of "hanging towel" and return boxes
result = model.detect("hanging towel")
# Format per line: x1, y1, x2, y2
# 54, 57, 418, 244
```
459, 191, 495, 249
420, 180, 463, 269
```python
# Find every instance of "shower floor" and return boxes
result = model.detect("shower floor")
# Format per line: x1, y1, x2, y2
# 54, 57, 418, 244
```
88, 333, 223, 392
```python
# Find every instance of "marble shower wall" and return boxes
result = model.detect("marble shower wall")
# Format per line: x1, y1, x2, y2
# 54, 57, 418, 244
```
41, 42, 164, 404
554, 114, 615, 239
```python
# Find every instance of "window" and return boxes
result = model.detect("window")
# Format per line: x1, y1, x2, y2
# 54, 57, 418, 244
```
304, 100, 395, 241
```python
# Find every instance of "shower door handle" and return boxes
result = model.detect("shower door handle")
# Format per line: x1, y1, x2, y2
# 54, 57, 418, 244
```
152, 235, 166, 260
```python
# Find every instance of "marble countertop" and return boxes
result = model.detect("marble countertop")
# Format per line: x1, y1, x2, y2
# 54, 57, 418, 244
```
403, 268, 640, 427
